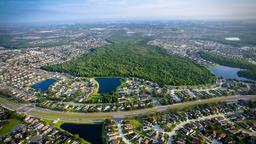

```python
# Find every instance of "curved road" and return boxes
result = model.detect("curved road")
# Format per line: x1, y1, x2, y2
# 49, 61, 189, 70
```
0, 95, 255, 122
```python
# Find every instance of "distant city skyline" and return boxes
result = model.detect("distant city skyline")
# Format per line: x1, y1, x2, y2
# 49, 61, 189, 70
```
1, 0, 256, 24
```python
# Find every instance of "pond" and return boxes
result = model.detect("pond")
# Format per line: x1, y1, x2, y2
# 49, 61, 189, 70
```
208, 65, 252, 81
31, 78, 57, 92
95, 78, 121, 93
61, 123, 103, 144
250, 60, 256, 65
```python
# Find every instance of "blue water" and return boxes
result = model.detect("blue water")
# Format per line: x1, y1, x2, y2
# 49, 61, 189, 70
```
61, 123, 103, 144
208, 65, 252, 81
250, 61, 256, 65
31, 78, 57, 92
96, 78, 121, 93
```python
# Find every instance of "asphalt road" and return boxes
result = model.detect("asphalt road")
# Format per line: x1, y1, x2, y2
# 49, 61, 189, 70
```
0, 95, 255, 122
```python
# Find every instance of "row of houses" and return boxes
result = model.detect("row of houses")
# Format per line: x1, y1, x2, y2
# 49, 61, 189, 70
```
173, 116, 254, 144
1, 116, 81, 144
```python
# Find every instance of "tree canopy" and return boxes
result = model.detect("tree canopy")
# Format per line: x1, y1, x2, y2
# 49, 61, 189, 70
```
43, 37, 214, 86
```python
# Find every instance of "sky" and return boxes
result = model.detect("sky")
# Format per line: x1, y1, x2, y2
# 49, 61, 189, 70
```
0, 0, 256, 24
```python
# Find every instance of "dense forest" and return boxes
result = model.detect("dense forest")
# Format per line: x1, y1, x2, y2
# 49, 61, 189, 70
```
199, 51, 256, 80
43, 37, 214, 86
238, 70, 256, 80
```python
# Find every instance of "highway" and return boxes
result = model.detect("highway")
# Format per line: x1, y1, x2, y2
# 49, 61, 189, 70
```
0, 95, 255, 123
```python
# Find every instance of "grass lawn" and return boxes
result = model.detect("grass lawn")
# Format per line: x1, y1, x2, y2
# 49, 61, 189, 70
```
0, 97, 21, 109
28, 109, 112, 120
42, 119, 101, 129
129, 119, 143, 129
0, 119, 21, 135
236, 120, 256, 123
92, 78, 99, 95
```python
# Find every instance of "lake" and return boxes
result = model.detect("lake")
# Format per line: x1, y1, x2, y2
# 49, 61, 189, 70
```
31, 78, 57, 92
61, 123, 103, 144
208, 65, 252, 81
250, 60, 256, 65
96, 78, 121, 93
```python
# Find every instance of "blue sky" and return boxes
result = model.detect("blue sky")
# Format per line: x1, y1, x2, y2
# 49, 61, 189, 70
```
0, 0, 256, 24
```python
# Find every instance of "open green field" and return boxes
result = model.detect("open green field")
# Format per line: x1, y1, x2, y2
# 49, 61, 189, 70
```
27, 109, 112, 121
0, 119, 21, 135
43, 36, 214, 86
0, 97, 21, 109
129, 119, 143, 128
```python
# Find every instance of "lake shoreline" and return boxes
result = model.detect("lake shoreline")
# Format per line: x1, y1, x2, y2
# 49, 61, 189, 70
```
208, 65, 254, 81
